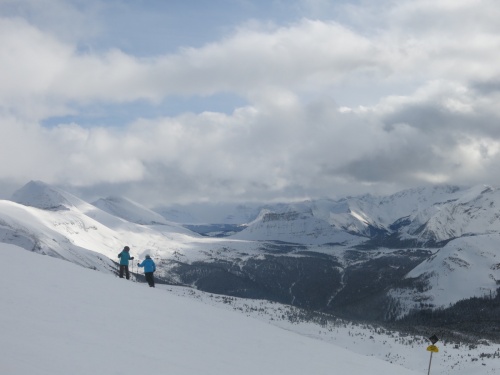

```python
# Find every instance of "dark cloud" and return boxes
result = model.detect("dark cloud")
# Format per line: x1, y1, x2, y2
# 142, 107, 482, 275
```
471, 79, 500, 95
333, 142, 443, 184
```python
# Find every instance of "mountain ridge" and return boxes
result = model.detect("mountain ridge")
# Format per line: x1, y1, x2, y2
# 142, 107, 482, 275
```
2, 180, 500, 329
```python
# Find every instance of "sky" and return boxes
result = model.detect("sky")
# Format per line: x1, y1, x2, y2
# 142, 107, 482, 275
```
1, 0, 500, 206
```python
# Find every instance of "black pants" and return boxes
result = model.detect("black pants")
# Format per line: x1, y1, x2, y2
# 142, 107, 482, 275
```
145, 272, 155, 287
119, 265, 130, 279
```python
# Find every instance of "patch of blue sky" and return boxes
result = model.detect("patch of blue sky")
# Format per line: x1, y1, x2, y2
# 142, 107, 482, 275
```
1, 1, 361, 57
68, 0, 359, 57
56, 0, 301, 57
41, 92, 248, 128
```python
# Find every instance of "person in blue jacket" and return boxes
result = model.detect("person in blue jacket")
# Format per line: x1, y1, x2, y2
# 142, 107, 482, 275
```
138, 254, 156, 287
118, 246, 134, 280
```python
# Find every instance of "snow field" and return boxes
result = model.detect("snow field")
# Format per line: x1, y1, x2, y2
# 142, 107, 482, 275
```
1, 244, 424, 375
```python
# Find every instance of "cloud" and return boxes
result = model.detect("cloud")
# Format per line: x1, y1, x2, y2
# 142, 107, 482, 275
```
3, 1, 500, 108
2, 0, 500, 205
0, 14, 380, 114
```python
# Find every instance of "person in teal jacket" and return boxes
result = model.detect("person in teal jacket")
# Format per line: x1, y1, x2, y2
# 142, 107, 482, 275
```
118, 246, 134, 279
138, 254, 156, 287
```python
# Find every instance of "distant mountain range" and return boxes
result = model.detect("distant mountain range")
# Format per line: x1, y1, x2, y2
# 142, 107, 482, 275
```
2, 180, 500, 331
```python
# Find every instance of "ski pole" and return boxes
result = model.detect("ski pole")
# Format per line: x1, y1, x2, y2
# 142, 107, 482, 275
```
135, 259, 139, 281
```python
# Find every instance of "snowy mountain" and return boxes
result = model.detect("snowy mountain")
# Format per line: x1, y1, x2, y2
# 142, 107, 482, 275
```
205, 185, 468, 242
2, 180, 500, 333
401, 185, 500, 242
231, 206, 363, 245
12, 179, 91, 211
390, 234, 500, 317
2, 180, 195, 274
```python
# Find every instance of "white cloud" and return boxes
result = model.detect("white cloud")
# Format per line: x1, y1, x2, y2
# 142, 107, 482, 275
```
3, 1, 500, 110
2, 0, 500, 204
0, 16, 380, 112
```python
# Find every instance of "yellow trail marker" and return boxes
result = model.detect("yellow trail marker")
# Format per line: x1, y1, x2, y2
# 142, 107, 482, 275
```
426, 344, 439, 375
427, 345, 439, 353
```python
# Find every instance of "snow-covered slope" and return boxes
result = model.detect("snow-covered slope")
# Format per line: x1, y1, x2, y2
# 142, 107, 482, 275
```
12, 180, 90, 211
404, 185, 500, 242
389, 233, 500, 315
93, 195, 170, 225
2, 181, 198, 273
232, 207, 362, 245
167, 286, 500, 375
0, 244, 424, 375
227, 185, 469, 242
3, 180, 500, 322
0, 198, 118, 272
366, 185, 465, 227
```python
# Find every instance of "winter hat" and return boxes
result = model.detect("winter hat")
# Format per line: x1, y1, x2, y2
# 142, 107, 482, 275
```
145, 255, 151, 259
124, 246, 130, 251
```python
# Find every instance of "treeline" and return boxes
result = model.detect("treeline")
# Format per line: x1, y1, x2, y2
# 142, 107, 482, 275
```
393, 288, 500, 342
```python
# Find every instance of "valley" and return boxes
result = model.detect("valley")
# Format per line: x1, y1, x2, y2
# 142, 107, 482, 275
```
2, 181, 500, 341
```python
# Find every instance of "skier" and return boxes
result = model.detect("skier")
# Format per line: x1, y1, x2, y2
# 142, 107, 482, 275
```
138, 254, 156, 287
118, 246, 134, 280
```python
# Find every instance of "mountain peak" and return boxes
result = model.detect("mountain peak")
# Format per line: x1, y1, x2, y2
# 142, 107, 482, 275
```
11, 180, 74, 211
